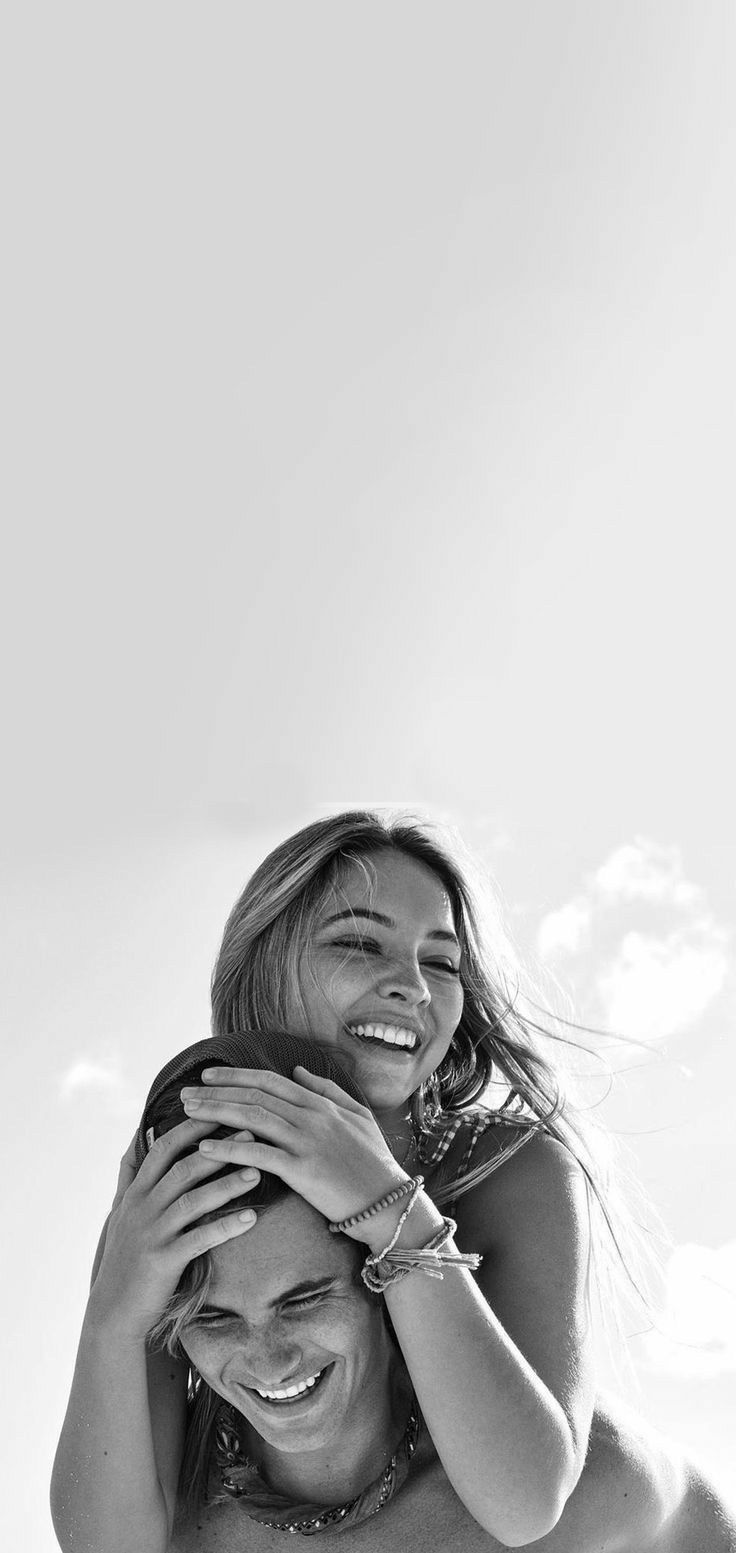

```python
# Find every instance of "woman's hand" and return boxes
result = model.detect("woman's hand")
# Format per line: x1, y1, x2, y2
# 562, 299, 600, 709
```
179, 1066, 408, 1231
89, 1118, 261, 1343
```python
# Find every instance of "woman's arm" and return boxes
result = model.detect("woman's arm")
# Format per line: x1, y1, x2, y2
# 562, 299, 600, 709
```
50, 1119, 257, 1553
377, 1131, 595, 1545
184, 1070, 595, 1547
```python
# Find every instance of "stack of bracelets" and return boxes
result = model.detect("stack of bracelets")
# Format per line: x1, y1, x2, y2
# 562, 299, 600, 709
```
329, 1175, 483, 1293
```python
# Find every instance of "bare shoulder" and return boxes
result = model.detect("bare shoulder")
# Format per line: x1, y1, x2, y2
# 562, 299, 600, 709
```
452, 1120, 589, 1253
581, 1398, 688, 1549
577, 1397, 736, 1553
655, 1460, 736, 1553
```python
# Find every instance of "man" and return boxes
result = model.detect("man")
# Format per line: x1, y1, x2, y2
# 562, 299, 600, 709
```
169, 1180, 735, 1551
52, 1033, 736, 1552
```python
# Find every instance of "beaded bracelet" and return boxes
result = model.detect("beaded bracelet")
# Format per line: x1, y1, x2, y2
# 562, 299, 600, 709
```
329, 1175, 423, 1235
361, 1214, 483, 1294
364, 1175, 424, 1258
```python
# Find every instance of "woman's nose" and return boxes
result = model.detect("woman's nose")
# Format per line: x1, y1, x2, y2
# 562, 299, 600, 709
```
374, 957, 430, 1005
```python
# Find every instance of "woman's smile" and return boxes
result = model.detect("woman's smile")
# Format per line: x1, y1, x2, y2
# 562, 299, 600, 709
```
344, 1019, 423, 1053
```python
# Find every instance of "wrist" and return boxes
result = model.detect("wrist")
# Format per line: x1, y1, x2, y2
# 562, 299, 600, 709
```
336, 1170, 413, 1242
358, 1183, 446, 1256
84, 1287, 151, 1351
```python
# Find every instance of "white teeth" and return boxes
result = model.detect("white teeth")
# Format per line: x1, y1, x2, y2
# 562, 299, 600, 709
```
349, 1024, 417, 1051
256, 1369, 324, 1401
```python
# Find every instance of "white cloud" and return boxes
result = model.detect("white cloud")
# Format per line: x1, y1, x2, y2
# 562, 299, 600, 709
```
596, 926, 729, 1042
59, 1057, 127, 1099
535, 835, 730, 1040
594, 837, 699, 907
642, 1241, 736, 1378
537, 896, 592, 959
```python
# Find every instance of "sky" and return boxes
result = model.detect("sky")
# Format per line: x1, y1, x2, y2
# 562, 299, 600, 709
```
1, 3, 735, 1546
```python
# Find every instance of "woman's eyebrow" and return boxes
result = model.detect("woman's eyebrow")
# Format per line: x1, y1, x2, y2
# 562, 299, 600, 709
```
320, 907, 459, 946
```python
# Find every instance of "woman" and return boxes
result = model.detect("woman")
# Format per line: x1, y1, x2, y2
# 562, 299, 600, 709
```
180, 811, 611, 1534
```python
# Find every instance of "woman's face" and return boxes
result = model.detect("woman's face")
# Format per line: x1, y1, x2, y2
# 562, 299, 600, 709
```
291, 850, 465, 1117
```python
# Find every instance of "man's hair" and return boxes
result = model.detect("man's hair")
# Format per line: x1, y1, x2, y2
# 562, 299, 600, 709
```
138, 1028, 369, 1355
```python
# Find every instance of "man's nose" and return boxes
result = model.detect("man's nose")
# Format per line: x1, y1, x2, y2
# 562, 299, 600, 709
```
224, 1324, 303, 1389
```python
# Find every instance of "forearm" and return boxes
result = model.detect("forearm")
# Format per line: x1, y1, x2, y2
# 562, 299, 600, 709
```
89, 1213, 111, 1289
370, 1194, 580, 1546
50, 1300, 173, 1553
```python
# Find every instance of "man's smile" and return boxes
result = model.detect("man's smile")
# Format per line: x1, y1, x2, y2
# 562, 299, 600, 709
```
243, 1363, 334, 1409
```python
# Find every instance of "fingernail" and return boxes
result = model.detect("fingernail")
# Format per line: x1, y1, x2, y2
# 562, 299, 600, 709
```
183, 1098, 200, 1111
199, 1139, 214, 1152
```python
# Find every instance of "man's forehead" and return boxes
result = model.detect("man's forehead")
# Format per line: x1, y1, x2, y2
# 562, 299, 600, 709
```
209, 1198, 353, 1301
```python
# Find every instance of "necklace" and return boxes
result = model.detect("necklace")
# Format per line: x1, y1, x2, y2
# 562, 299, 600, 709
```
384, 1113, 419, 1172
392, 1111, 464, 1172
397, 1129, 418, 1172
214, 1394, 421, 1536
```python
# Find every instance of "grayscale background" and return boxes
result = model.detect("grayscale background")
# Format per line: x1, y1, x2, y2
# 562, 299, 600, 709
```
2, 5, 734, 1545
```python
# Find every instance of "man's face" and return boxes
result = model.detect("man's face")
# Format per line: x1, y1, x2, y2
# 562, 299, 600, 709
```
179, 1193, 394, 1455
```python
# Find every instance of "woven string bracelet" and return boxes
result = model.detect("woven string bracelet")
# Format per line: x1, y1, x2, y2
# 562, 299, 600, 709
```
328, 1174, 423, 1235
362, 1214, 483, 1294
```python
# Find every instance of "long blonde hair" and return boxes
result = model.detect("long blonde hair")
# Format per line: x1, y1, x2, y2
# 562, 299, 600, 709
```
210, 810, 658, 1324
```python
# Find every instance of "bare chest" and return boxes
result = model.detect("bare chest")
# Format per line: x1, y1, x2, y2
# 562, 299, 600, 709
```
170, 1439, 500, 1553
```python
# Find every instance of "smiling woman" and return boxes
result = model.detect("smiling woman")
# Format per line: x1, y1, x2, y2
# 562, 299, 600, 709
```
187, 816, 605, 1542
211, 817, 562, 1156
